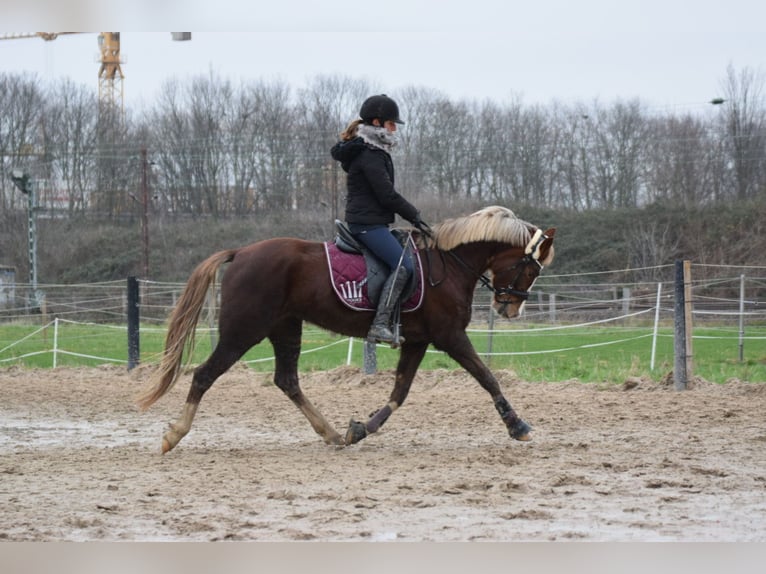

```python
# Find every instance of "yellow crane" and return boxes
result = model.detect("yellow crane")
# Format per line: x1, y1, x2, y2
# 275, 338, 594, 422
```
0, 32, 190, 113
0, 32, 78, 41
96, 32, 124, 115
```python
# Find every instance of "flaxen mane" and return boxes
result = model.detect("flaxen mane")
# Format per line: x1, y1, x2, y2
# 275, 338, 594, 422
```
433, 206, 533, 251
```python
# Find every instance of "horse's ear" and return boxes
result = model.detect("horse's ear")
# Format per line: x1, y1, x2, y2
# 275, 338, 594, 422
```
539, 228, 556, 265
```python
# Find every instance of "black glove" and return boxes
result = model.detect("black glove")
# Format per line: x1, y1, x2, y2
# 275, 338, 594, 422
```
412, 218, 433, 237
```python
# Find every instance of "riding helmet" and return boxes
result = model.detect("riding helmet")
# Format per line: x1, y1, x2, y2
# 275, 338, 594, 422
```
359, 94, 405, 125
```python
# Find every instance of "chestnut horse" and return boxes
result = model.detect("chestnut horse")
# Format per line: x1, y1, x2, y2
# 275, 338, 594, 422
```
137, 206, 555, 453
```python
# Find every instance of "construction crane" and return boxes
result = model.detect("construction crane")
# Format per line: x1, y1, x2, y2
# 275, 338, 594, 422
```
0, 32, 191, 113
97, 32, 124, 115
0, 32, 78, 41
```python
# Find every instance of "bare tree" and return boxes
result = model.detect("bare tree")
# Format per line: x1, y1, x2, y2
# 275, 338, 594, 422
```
148, 74, 232, 218
644, 113, 712, 206
417, 97, 477, 198
517, 104, 558, 205
0, 73, 45, 211
147, 79, 195, 216
222, 87, 261, 215
187, 73, 232, 217
475, 98, 524, 203
719, 64, 766, 201
296, 75, 373, 220
246, 80, 298, 211
625, 214, 680, 280
396, 85, 442, 202
589, 99, 648, 208
551, 103, 595, 210
42, 79, 99, 216
4, 64, 766, 230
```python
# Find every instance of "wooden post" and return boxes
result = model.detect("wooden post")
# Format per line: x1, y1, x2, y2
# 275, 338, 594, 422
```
683, 260, 694, 382
127, 276, 140, 370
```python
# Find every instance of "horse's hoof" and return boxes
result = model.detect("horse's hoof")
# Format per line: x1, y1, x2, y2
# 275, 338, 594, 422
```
326, 433, 346, 447
510, 419, 533, 441
162, 424, 182, 454
345, 419, 368, 445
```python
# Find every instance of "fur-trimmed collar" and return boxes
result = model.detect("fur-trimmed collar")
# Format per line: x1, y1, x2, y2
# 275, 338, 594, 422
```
357, 123, 398, 152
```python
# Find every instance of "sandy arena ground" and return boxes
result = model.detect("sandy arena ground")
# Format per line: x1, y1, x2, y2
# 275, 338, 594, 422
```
0, 363, 765, 541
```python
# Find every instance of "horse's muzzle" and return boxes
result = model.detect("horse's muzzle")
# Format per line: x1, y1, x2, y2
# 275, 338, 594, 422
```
493, 300, 523, 319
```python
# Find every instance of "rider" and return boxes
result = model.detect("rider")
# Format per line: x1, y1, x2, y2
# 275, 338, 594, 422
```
330, 94, 429, 346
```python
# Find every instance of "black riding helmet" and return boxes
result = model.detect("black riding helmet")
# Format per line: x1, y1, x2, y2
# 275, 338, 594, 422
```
359, 94, 405, 125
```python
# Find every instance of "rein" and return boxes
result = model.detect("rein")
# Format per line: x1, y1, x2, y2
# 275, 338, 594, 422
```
451, 251, 539, 301
421, 229, 548, 301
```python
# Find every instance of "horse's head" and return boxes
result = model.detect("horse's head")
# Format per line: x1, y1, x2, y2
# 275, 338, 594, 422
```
489, 227, 555, 319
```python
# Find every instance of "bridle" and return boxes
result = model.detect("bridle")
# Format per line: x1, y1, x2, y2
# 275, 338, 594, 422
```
479, 254, 542, 301
440, 229, 548, 303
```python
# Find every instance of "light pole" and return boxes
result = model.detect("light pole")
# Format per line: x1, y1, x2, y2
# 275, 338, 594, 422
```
140, 147, 149, 279
10, 168, 42, 312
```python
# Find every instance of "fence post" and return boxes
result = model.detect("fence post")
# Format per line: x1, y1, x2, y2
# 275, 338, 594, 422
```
673, 261, 688, 390
127, 276, 140, 371
622, 287, 631, 315
363, 340, 377, 374
650, 282, 662, 371
683, 260, 694, 381
53, 316, 59, 368
346, 337, 354, 366
487, 295, 495, 367
549, 293, 557, 323
206, 287, 218, 350
738, 274, 746, 362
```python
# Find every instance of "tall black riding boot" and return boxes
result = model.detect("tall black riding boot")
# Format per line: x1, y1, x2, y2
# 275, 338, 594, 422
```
367, 266, 410, 346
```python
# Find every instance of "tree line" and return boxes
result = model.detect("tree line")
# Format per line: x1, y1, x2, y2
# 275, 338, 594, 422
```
1, 64, 764, 223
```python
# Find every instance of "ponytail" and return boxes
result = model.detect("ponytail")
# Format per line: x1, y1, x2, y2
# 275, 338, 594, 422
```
340, 119, 363, 141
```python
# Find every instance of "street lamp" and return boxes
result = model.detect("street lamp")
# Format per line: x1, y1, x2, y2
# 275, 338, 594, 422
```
10, 168, 42, 312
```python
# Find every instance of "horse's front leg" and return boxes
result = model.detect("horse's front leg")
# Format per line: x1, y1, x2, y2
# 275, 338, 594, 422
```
440, 333, 532, 441
345, 341, 428, 445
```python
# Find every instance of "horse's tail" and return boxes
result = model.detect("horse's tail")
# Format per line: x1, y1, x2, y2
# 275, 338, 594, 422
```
136, 248, 238, 411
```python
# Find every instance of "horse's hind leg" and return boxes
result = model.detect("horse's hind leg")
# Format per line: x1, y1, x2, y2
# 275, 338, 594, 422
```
162, 344, 245, 453
346, 341, 428, 445
270, 318, 344, 446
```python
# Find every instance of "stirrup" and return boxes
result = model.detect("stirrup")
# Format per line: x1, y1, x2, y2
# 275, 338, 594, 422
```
367, 324, 394, 343
367, 325, 405, 348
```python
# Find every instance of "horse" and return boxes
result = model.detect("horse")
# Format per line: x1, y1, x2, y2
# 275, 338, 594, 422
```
137, 205, 555, 453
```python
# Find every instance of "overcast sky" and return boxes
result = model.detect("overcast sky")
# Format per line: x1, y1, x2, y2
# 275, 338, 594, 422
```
2, 0, 764, 114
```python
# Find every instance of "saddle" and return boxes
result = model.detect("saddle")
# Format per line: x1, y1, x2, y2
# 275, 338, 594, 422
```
324, 221, 424, 312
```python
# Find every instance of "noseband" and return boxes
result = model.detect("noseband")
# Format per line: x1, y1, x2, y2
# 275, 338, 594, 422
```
456, 229, 548, 302
480, 254, 542, 301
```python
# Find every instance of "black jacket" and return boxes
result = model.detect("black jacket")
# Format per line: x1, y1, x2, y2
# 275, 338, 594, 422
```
330, 137, 420, 226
